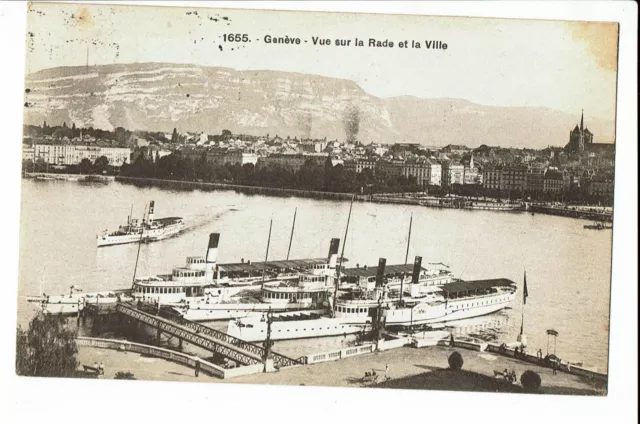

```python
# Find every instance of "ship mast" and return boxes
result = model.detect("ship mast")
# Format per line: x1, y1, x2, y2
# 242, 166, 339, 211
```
131, 202, 148, 287
518, 270, 529, 344
333, 194, 354, 316
400, 213, 413, 305
261, 219, 273, 290
128, 203, 133, 229
286, 207, 297, 261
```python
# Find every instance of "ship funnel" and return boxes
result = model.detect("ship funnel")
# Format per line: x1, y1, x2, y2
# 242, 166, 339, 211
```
411, 256, 422, 285
328, 238, 340, 269
147, 200, 155, 223
206, 233, 220, 265
375, 258, 387, 288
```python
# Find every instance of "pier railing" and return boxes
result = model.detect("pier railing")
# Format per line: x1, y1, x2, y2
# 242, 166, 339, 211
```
77, 337, 226, 378
304, 343, 375, 365
128, 302, 303, 368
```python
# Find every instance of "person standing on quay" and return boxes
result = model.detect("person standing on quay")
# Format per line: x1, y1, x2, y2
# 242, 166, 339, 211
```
195, 358, 201, 377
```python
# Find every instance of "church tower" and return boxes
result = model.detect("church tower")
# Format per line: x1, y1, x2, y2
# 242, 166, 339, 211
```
578, 110, 585, 152
565, 110, 593, 153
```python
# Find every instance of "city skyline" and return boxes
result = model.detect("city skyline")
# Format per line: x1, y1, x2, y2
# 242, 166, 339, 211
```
25, 3, 618, 121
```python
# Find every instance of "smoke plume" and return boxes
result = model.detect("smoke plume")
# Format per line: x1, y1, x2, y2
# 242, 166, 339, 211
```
343, 103, 360, 143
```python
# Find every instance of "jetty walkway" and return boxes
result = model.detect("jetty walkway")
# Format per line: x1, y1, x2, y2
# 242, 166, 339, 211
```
113, 302, 302, 369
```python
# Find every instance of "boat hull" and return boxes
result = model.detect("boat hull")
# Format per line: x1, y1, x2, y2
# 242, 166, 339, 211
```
97, 221, 184, 247
227, 316, 370, 342
228, 289, 516, 342
384, 291, 516, 327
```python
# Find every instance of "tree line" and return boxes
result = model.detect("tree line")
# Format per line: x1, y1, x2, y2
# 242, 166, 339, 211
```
23, 156, 112, 175
120, 152, 436, 194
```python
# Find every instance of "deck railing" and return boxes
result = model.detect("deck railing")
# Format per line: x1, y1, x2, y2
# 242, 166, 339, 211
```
304, 343, 375, 365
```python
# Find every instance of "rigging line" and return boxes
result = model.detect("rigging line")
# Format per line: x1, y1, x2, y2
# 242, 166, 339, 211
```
261, 218, 273, 290
404, 213, 413, 265
132, 202, 148, 288
286, 207, 297, 261
334, 195, 354, 315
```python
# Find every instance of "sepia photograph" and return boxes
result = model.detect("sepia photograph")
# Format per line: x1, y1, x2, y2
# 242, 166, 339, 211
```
3, 1, 637, 418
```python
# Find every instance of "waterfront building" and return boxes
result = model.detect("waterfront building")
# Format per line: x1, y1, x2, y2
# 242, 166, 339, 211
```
587, 175, 615, 198
377, 159, 404, 178
525, 165, 546, 194
256, 154, 308, 173
225, 150, 258, 166
183, 148, 258, 167
442, 161, 465, 187
501, 165, 527, 193
402, 158, 442, 186
33, 144, 132, 166
22, 144, 35, 162
482, 166, 502, 191
401, 158, 428, 186
543, 169, 565, 194
428, 161, 442, 186
462, 156, 482, 185
343, 158, 376, 174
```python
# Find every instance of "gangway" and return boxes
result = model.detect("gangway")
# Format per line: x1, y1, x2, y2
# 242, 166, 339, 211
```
115, 302, 302, 368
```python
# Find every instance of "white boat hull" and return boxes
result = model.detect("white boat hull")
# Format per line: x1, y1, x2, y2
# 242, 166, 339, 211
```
384, 291, 517, 327
228, 288, 516, 342
29, 291, 134, 315
227, 316, 370, 342
97, 221, 184, 247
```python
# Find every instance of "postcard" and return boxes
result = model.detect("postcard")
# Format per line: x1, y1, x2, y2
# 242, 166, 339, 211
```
7, 1, 636, 419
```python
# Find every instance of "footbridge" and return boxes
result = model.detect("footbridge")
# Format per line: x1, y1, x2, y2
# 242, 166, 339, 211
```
115, 302, 302, 369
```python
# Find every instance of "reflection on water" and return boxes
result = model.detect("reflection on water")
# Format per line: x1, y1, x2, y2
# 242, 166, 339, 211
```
17, 180, 612, 372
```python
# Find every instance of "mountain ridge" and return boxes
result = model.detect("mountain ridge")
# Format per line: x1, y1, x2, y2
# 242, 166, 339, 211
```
23, 63, 616, 148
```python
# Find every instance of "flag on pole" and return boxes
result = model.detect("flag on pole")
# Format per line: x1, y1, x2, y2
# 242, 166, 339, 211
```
523, 271, 529, 305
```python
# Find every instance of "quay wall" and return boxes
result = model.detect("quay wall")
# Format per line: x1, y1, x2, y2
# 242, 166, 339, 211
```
482, 342, 608, 382
115, 176, 365, 202
25, 172, 116, 181
113, 176, 611, 222
528, 204, 613, 222
77, 337, 225, 379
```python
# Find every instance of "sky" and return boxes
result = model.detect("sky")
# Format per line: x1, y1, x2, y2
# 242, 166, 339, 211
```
24, 2, 619, 122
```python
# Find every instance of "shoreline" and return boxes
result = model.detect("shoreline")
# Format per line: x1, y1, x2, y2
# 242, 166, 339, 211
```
21, 173, 614, 222
113, 176, 613, 222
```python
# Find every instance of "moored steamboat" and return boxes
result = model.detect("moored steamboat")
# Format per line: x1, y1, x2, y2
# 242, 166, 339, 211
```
227, 257, 517, 342
96, 201, 184, 247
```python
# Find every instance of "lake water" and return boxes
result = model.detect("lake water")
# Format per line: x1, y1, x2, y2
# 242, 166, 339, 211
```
17, 179, 613, 372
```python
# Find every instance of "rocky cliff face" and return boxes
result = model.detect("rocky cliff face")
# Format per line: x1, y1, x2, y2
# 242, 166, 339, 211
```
23, 63, 615, 148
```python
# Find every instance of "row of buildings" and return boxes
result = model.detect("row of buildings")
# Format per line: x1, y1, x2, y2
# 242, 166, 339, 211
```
342, 155, 612, 197
342, 156, 481, 187
23, 144, 132, 167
